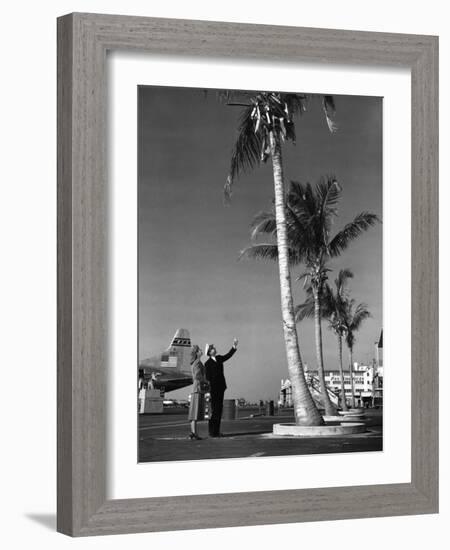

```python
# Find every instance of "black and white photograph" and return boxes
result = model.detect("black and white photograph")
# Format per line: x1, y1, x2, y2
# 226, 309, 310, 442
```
137, 85, 383, 463
1, 0, 443, 544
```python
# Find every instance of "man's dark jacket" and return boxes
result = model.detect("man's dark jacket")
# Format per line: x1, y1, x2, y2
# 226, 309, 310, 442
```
205, 348, 236, 391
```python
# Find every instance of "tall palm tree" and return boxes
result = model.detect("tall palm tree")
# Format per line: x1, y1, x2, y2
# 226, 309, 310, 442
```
242, 179, 379, 416
326, 269, 354, 411
225, 92, 338, 426
345, 300, 371, 408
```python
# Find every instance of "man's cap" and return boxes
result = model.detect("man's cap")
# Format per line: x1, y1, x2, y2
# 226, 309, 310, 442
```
205, 343, 215, 356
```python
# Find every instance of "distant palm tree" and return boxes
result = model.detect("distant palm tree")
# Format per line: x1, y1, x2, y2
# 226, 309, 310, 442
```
225, 92, 338, 426
326, 269, 354, 411
242, 179, 379, 416
345, 300, 371, 408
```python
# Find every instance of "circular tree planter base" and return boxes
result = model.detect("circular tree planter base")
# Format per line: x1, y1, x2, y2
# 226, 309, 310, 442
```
337, 411, 366, 421
273, 422, 366, 437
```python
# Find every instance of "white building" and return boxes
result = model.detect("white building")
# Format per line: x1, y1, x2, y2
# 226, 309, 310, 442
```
320, 363, 375, 407
279, 353, 384, 408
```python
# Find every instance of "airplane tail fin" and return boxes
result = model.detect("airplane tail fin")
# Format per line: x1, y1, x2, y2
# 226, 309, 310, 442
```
168, 329, 192, 374
169, 328, 191, 348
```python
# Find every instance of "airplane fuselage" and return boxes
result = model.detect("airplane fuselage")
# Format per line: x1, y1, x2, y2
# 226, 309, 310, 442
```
138, 328, 194, 393
139, 365, 192, 393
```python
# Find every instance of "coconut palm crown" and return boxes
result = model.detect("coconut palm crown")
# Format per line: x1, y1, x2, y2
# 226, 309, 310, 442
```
345, 300, 371, 353
240, 178, 380, 273
224, 92, 337, 202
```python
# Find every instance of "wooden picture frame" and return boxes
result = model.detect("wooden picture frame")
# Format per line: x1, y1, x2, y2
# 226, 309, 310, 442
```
57, 12, 438, 536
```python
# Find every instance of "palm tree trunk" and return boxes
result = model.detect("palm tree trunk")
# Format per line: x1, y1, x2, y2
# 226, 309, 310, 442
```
337, 334, 348, 411
349, 347, 355, 409
269, 130, 323, 426
313, 290, 337, 416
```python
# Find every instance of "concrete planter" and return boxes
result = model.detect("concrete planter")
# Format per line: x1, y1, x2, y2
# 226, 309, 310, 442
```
337, 411, 366, 421
273, 422, 366, 437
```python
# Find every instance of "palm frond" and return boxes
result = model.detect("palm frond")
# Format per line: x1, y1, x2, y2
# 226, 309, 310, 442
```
345, 301, 371, 349
287, 180, 318, 219
296, 271, 311, 282
250, 211, 277, 240
226, 105, 263, 202
322, 95, 338, 133
349, 303, 371, 331
282, 93, 308, 119
239, 243, 302, 264
320, 283, 338, 318
286, 182, 310, 222
285, 203, 310, 242
302, 183, 318, 218
314, 176, 341, 239
296, 271, 313, 291
328, 212, 380, 256
325, 269, 354, 335
346, 331, 355, 350
294, 297, 315, 322
239, 244, 279, 262
249, 199, 311, 259
335, 269, 354, 292
316, 176, 340, 210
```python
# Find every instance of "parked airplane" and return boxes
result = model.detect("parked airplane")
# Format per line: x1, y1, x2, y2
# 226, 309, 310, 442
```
138, 329, 193, 393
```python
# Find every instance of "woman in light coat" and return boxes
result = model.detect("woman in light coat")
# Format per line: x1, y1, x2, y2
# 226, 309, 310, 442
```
188, 345, 209, 440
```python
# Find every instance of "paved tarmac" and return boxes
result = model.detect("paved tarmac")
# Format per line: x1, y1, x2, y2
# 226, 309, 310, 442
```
138, 407, 383, 462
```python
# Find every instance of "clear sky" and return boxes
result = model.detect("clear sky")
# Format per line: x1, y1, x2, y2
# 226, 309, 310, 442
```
138, 86, 382, 402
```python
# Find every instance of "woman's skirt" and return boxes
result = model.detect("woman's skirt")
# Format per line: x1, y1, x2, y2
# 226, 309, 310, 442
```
188, 391, 206, 421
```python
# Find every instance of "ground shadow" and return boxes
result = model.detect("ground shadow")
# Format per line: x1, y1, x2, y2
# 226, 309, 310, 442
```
216, 431, 269, 438
25, 513, 56, 531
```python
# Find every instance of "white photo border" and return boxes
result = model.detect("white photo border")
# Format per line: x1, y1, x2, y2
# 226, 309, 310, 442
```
107, 51, 411, 499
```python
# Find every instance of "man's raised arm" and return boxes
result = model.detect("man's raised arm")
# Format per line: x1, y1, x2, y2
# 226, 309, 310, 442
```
220, 339, 238, 362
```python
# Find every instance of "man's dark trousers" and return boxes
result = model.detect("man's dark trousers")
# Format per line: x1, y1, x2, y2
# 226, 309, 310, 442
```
205, 347, 236, 437
209, 387, 225, 437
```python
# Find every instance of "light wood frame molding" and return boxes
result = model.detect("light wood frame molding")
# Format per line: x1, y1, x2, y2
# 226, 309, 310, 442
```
57, 12, 438, 536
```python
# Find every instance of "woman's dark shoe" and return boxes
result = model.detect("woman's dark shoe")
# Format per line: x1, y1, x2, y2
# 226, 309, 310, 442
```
189, 433, 202, 440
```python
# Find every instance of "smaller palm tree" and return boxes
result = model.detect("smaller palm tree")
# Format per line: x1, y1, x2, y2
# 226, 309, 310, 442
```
325, 269, 354, 411
242, 178, 379, 416
345, 300, 371, 408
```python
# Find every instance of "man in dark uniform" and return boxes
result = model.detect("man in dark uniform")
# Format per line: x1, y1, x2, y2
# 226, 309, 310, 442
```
204, 339, 238, 437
